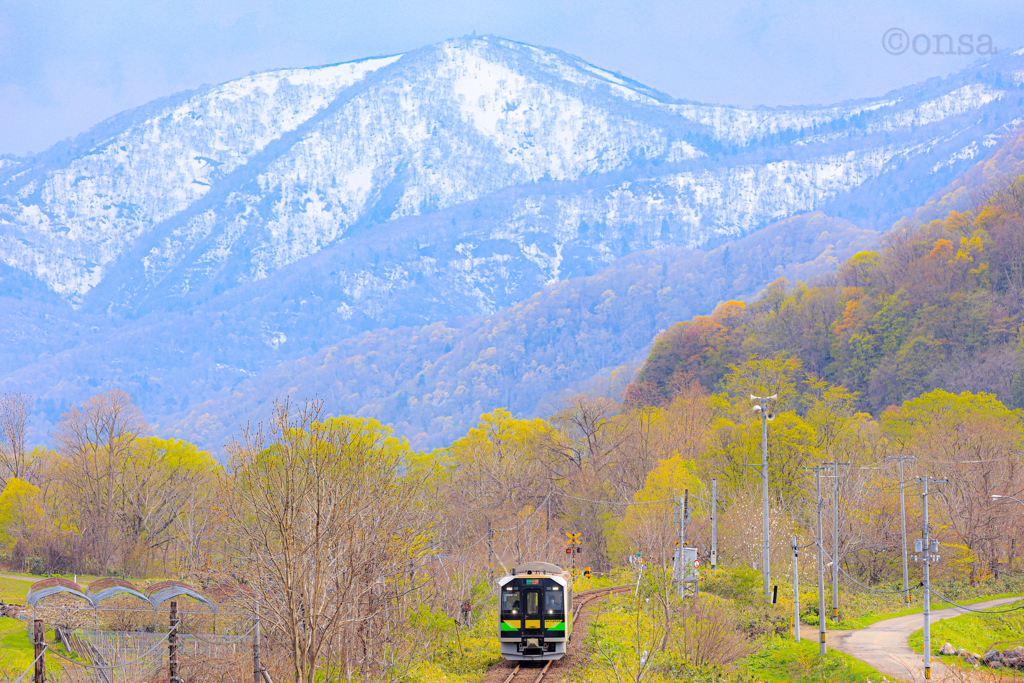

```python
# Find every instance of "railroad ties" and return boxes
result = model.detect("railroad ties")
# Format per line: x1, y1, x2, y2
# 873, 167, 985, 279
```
495, 584, 632, 683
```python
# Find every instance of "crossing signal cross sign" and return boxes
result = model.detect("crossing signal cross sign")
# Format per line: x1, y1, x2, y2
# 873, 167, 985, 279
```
566, 532, 582, 546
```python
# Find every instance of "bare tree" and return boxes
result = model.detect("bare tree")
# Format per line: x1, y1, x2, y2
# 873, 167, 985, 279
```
227, 398, 427, 683
52, 389, 146, 572
0, 391, 31, 486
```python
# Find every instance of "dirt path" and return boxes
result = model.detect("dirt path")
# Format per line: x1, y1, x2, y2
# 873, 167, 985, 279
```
0, 574, 36, 583
801, 596, 1023, 682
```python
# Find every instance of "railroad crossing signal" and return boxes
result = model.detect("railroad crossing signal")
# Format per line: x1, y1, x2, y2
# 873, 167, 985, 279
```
566, 532, 582, 546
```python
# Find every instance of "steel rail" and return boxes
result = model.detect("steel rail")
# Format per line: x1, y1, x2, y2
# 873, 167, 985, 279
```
502, 660, 553, 683
494, 584, 630, 682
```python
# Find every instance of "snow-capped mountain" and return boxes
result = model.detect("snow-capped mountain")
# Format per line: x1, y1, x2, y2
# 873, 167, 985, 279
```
2, 36, 1024, 450
3, 36, 1023, 319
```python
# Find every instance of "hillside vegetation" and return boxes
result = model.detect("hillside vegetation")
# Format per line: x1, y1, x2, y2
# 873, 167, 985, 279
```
161, 211, 878, 450
628, 174, 1024, 413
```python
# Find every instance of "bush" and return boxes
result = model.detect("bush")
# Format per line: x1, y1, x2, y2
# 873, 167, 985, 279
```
25, 556, 45, 575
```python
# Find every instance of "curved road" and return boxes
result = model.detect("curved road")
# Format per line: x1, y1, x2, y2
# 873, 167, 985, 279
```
803, 596, 1023, 682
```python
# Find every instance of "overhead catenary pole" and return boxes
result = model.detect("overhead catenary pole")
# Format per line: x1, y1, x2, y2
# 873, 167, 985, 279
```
711, 478, 718, 570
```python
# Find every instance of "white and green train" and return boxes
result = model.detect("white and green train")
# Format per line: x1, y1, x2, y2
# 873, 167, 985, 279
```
497, 561, 573, 661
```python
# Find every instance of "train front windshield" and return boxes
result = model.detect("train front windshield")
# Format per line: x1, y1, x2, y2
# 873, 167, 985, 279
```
545, 587, 563, 613
502, 590, 520, 613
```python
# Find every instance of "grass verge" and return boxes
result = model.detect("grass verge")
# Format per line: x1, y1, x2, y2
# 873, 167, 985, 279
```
739, 636, 887, 683
0, 578, 29, 604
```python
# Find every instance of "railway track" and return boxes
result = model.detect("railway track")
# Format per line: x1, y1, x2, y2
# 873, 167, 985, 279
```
495, 585, 630, 679
571, 584, 631, 620
492, 584, 631, 683
500, 661, 552, 683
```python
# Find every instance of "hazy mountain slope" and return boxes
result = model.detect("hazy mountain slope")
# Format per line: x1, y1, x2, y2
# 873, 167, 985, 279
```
148, 210, 877, 450
3, 37, 1024, 449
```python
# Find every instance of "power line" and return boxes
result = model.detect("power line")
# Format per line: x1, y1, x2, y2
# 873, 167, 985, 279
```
836, 562, 921, 595
555, 491, 676, 506
929, 590, 1024, 614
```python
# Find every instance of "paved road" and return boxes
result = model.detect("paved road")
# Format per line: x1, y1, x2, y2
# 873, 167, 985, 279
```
802, 596, 1023, 682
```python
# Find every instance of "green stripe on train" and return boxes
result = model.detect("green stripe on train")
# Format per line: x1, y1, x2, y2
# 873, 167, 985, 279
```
547, 622, 565, 631
501, 622, 519, 631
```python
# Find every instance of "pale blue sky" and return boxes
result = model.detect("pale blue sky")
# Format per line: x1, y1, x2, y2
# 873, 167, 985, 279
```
2, 0, 1023, 156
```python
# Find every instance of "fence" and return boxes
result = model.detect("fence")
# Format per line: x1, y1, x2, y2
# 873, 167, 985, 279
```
7, 604, 268, 683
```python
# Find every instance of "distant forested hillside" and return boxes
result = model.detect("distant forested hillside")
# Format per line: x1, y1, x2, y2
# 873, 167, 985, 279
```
161, 211, 878, 449
628, 173, 1024, 413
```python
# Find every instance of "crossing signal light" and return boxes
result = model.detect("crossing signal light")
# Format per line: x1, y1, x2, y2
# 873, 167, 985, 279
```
566, 548, 571, 554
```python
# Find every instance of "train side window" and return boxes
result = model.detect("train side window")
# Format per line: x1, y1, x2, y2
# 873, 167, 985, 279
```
502, 591, 520, 613
546, 590, 564, 613
526, 591, 540, 616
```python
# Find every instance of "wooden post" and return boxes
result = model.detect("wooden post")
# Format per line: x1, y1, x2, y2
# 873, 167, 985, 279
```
253, 604, 262, 683
33, 618, 45, 683
169, 601, 179, 683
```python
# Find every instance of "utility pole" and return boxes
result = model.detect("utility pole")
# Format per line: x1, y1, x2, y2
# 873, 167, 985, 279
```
487, 521, 494, 587
917, 476, 947, 681
808, 463, 827, 655
681, 489, 690, 546
711, 478, 718, 570
750, 393, 777, 603
253, 604, 262, 683
889, 456, 913, 605
824, 461, 849, 621
546, 484, 551, 533
792, 536, 800, 643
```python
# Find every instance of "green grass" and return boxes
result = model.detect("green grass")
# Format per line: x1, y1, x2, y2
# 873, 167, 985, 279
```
0, 571, 105, 585
859, 592, 1024, 628
907, 599, 1024, 655
739, 636, 886, 683
904, 599, 1024, 679
0, 617, 69, 677
0, 577, 29, 604
405, 606, 502, 683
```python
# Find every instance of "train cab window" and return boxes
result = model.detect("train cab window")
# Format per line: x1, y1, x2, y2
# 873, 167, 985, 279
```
525, 591, 540, 616
502, 590, 520, 613
546, 589, 564, 613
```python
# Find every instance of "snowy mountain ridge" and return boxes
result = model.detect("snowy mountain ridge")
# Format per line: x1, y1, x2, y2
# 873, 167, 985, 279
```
2, 35, 1023, 318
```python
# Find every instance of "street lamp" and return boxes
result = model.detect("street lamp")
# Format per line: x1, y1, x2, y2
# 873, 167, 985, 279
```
751, 393, 777, 603
992, 494, 1024, 507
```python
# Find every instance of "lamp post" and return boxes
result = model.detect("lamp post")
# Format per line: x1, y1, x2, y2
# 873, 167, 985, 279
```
750, 393, 778, 603
992, 494, 1024, 507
